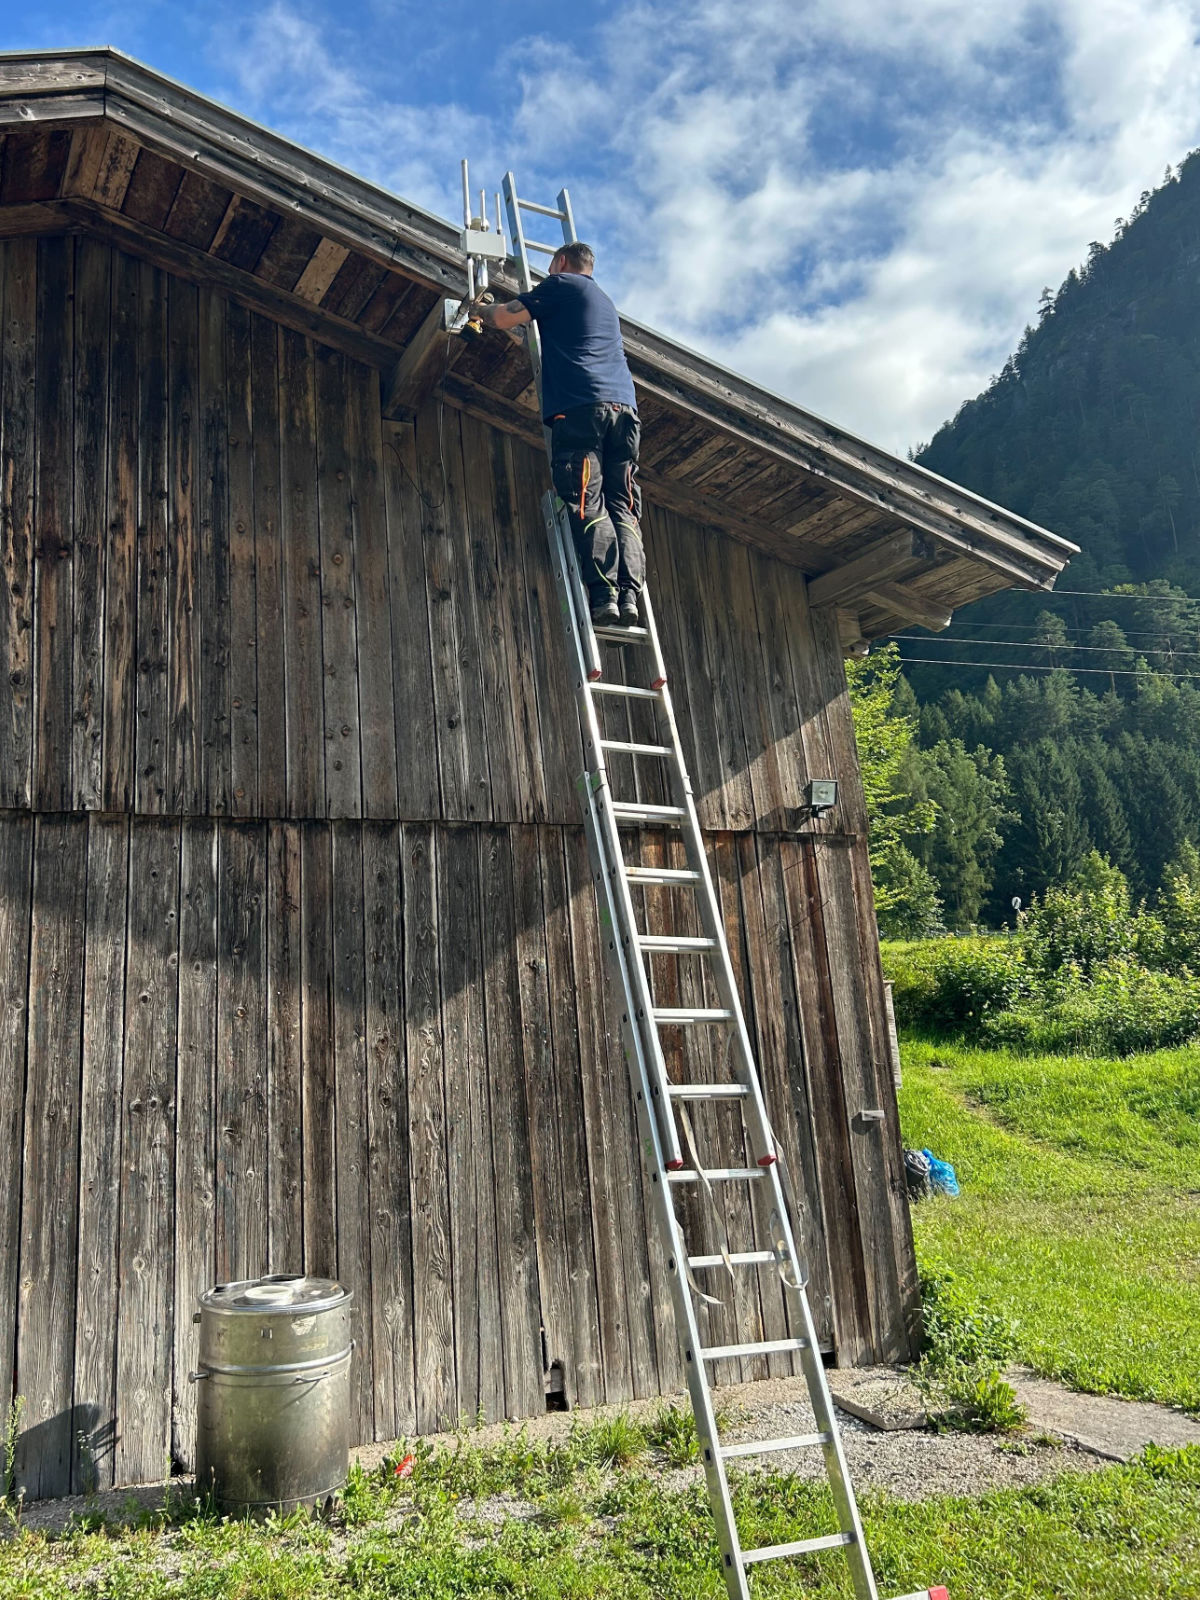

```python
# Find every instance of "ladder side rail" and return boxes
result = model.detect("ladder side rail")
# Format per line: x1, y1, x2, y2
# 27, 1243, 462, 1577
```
640, 587, 781, 1168
575, 769, 752, 1600
758, 1159, 880, 1599
543, 492, 683, 1169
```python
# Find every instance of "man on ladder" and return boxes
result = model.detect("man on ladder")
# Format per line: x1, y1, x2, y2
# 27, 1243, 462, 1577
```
473, 241, 644, 628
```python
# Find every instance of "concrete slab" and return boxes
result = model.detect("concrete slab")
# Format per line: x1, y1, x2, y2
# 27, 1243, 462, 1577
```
827, 1366, 928, 1430
1006, 1366, 1200, 1462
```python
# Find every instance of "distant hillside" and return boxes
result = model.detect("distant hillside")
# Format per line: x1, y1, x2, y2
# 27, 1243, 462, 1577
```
918, 151, 1200, 591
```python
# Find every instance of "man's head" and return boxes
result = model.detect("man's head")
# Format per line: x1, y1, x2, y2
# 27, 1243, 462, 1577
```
549, 241, 595, 276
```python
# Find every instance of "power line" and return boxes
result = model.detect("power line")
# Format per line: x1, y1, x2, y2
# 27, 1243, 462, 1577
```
893, 655, 1200, 680
1047, 589, 1200, 606
919, 619, 1197, 642
890, 634, 1196, 658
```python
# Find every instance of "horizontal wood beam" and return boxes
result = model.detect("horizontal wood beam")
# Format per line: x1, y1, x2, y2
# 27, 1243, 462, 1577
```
383, 295, 462, 421
863, 582, 953, 633
806, 532, 917, 610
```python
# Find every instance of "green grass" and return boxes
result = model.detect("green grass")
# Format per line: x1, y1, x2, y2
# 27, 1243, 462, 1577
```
899, 1040, 1200, 1413
1, 1437, 1198, 1598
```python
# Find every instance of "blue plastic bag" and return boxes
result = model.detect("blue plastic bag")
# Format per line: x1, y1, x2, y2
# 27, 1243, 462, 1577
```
921, 1148, 960, 1197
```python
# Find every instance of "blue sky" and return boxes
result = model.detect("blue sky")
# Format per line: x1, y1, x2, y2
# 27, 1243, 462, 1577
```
5, 0, 1200, 452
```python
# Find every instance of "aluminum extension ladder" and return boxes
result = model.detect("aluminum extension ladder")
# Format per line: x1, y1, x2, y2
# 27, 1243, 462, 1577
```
457, 167, 943, 1600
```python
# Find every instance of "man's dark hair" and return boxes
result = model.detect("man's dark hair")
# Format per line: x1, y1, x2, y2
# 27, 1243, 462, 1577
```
552, 240, 595, 273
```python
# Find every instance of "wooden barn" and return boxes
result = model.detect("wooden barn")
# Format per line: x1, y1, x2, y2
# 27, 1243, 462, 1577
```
0, 50, 1074, 1500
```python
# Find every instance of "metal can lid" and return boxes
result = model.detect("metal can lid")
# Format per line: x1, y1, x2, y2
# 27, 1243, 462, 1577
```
199, 1275, 350, 1314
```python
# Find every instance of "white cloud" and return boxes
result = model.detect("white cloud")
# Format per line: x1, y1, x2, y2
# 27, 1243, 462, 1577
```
205, 0, 1200, 453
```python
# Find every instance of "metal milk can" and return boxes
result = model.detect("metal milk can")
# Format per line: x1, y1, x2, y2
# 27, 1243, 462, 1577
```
192, 1275, 353, 1513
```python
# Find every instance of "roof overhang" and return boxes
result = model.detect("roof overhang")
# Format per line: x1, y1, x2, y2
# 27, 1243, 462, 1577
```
0, 48, 1076, 648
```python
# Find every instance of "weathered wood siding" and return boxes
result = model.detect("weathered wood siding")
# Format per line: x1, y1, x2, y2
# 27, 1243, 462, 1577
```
0, 234, 917, 1498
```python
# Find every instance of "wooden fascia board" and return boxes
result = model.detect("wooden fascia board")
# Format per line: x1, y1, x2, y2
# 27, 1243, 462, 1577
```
863, 583, 952, 634
628, 362, 1064, 591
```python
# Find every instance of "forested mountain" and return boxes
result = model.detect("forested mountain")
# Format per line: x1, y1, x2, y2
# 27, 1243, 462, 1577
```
860, 154, 1200, 930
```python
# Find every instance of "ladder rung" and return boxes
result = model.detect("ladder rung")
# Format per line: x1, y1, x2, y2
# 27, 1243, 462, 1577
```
652, 1006, 732, 1024
637, 934, 716, 953
625, 866, 700, 885
611, 802, 686, 823
518, 197, 567, 220
700, 1337, 809, 1361
743, 1532, 855, 1565
688, 1246, 773, 1268
589, 680, 660, 701
668, 1083, 748, 1100
593, 625, 649, 641
600, 739, 672, 756
688, 1250, 773, 1268
720, 1432, 831, 1459
668, 1167, 765, 1185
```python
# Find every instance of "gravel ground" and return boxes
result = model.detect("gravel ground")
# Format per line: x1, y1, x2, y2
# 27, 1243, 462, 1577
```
10, 1370, 1110, 1539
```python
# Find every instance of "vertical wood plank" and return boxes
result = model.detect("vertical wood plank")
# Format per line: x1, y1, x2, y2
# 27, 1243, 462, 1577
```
403, 822, 456, 1430
464, 416, 544, 823
538, 827, 605, 1407
649, 508, 727, 829
414, 404, 491, 822
102, 245, 137, 813
506, 437, 580, 822
315, 350, 363, 819
363, 821, 416, 1437
349, 369, 398, 819
0, 815, 32, 1440
33, 236, 73, 810
331, 824, 374, 1439
695, 524, 755, 829
71, 237, 111, 809
562, 825, 657, 1401
300, 821, 336, 1276
510, 825, 574, 1404
266, 821, 303, 1270
479, 824, 544, 1420
215, 822, 269, 1283
16, 817, 86, 1499
439, 825, 504, 1424
748, 547, 813, 815
114, 820, 180, 1487
197, 288, 230, 815
173, 819, 217, 1470
723, 542, 787, 830
133, 259, 170, 813
0, 240, 35, 807
456, 413, 522, 823
779, 834, 874, 1364
226, 300, 259, 817
166, 276, 201, 813
73, 816, 128, 1492
730, 833, 825, 1366
251, 318, 286, 818
279, 330, 324, 817
380, 421, 439, 820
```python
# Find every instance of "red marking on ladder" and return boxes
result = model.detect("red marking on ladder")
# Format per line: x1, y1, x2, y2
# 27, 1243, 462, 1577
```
928, 1587, 950, 1599
757, 1153, 778, 1166
651, 675, 667, 689
588, 668, 603, 681
665, 1157, 685, 1171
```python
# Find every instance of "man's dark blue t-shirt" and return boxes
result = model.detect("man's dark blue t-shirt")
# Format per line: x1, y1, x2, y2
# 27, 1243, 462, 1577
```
518, 272, 637, 422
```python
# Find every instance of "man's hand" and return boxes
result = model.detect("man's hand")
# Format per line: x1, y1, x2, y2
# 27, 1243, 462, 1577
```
473, 297, 531, 332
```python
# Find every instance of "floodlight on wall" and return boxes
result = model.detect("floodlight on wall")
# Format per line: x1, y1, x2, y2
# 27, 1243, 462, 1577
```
806, 778, 839, 816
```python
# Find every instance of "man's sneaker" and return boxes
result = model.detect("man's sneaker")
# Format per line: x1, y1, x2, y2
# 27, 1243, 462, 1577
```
617, 591, 640, 626
590, 596, 620, 627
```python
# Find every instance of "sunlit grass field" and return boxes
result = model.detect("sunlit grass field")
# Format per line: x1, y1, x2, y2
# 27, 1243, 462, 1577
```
897, 1040, 1200, 1413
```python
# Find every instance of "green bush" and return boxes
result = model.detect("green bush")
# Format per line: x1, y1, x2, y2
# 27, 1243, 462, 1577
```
916, 1269, 1027, 1434
1158, 841, 1200, 973
983, 957, 1200, 1056
884, 936, 1027, 1037
1021, 851, 1163, 977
